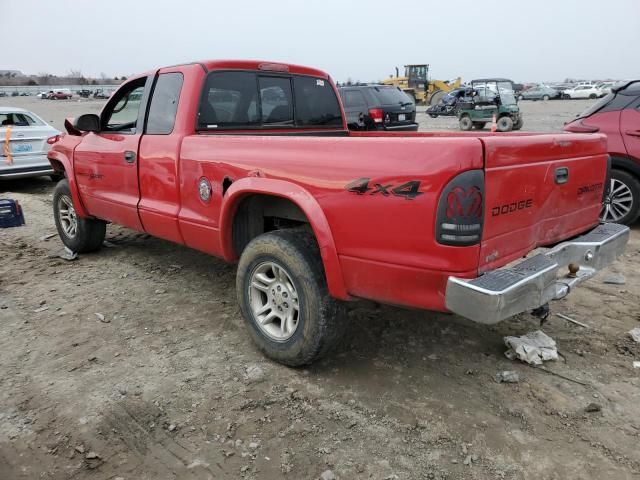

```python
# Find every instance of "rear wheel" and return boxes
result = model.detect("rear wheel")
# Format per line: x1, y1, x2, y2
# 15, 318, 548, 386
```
236, 229, 347, 366
518, 95, 524, 101
459, 115, 473, 131
600, 169, 640, 225
496, 116, 514, 132
53, 179, 106, 252
472, 122, 486, 130
542, 95, 550, 101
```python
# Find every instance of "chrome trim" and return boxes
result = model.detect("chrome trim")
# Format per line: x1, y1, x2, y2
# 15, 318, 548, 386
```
445, 223, 629, 324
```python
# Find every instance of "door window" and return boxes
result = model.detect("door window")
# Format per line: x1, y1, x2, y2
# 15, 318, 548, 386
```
146, 73, 184, 134
101, 78, 146, 133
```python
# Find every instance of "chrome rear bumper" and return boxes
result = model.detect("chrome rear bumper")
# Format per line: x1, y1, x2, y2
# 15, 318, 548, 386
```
445, 223, 629, 324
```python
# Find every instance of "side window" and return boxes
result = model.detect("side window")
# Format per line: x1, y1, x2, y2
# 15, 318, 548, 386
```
293, 76, 342, 127
198, 72, 259, 129
259, 76, 293, 125
343, 90, 367, 108
146, 73, 183, 134
102, 78, 146, 133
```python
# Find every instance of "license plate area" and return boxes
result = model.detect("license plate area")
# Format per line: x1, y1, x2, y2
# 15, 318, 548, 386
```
398, 114, 406, 122
11, 143, 33, 153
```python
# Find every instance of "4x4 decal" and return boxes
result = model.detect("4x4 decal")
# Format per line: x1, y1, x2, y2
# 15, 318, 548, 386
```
345, 178, 423, 200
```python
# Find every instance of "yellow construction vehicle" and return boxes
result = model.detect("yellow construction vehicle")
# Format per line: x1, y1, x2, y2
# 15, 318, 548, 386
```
382, 64, 462, 105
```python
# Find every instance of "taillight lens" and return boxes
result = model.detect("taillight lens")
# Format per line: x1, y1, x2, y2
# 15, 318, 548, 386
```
436, 170, 485, 246
368, 108, 383, 124
47, 135, 60, 145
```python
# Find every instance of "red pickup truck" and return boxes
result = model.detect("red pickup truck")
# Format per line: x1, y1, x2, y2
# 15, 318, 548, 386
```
47, 60, 629, 366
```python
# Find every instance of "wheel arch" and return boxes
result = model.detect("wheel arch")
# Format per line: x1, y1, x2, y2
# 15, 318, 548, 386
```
610, 155, 640, 180
47, 150, 90, 218
220, 177, 349, 300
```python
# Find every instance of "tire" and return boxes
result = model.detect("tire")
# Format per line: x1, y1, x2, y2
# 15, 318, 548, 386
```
513, 117, 524, 130
589, 93, 597, 99
53, 179, 106, 253
518, 95, 524, 101
542, 95, 550, 101
600, 169, 640, 225
472, 121, 486, 130
496, 116, 514, 132
429, 113, 438, 118
459, 115, 473, 131
236, 229, 347, 366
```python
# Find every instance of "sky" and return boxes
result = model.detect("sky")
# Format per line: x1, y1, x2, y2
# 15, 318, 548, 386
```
1, 0, 639, 83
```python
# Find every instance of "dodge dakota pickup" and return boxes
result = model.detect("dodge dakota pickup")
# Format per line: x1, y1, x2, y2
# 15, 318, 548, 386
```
47, 59, 629, 366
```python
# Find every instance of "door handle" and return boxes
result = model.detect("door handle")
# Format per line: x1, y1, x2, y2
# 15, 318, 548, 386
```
625, 130, 640, 137
124, 150, 136, 163
555, 167, 569, 184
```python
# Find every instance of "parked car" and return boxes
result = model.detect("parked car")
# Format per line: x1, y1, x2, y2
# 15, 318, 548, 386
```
93, 89, 110, 99
48, 91, 72, 100
517, 86, 561, 101
338, 85, 417, 131
564, 80, 640, 225
46, 59, 628, 366
77, 89, 93, 98
596, 81, 617, 96
562, 85, 602, 99
0, 92, 7, 98
37, 91, 52, 99
0, 107, 61, 180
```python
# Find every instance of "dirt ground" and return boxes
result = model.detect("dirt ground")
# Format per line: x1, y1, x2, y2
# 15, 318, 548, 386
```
1, 97, 640, 480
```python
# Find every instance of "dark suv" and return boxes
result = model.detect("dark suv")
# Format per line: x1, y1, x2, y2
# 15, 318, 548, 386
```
564, 80, 640, 225
338, 85, 418, 131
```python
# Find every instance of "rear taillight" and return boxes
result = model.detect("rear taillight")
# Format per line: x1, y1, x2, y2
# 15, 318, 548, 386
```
47, 135, 60, 145
368, 108, 383, 124
436, 170, 485, 246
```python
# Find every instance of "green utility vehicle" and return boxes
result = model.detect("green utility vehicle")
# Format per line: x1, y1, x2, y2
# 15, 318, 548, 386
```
457, 78, 523, 132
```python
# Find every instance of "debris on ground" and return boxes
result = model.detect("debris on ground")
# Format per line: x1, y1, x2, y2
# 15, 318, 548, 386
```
602, 275, 626, 285
102, 240, 117, 248
633, 361, 640, 369
628, 328, 640, 343
556, 313, 590, 328
245, 364, 265, 384
33, 305, 49, 313
320, 470, 336, 480
504, 330, 558, 365
495, 371, 520, 383
585, 403, 602, 413
95, 313, 109, 323
58, 247, 78, 261
39, 233, 56, 241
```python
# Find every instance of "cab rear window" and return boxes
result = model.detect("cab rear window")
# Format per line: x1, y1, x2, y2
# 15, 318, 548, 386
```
197, 71, 342, 130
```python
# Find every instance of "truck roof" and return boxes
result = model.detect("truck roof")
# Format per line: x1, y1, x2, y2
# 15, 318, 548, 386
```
162, 59, 331, 80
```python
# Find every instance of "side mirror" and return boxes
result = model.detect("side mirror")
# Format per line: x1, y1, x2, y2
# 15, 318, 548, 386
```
74, 113, 100, 133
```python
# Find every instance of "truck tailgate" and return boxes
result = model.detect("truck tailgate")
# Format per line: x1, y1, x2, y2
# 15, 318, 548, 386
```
479, 133, 607, 273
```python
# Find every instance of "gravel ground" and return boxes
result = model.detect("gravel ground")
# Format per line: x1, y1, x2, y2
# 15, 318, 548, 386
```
1, 97, 639, 480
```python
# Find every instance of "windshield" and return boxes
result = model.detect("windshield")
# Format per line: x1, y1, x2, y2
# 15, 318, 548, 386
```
496, 81, 516, 105
473, 81, 516, 105
373, 86, 413, 105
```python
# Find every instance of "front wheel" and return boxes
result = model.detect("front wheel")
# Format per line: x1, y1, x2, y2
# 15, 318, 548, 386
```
53, 179, 106, 252
236, 229, 347, 366
496, 116, 514, 132
459, 115, 473, 131
600, 169, 640, 225
542, 95, 550, 101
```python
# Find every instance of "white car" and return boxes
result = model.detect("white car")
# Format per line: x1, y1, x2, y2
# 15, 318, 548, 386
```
0, 107, 61, 180
562, 85, 603, 99
596, 81, 616, 96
